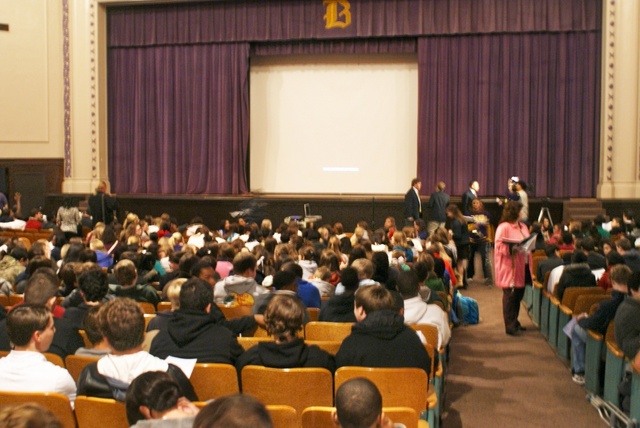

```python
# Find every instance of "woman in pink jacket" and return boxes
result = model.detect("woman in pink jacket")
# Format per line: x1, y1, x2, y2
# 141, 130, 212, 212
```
494, 201, 531, 336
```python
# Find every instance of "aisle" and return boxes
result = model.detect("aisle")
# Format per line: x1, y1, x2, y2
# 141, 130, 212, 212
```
442, 283, 603, 427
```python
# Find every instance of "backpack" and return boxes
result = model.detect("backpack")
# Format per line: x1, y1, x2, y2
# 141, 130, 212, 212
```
455, 291, 479, 325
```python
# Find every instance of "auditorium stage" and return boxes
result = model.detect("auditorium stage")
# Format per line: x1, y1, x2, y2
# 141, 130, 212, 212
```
45, 194, 587, 231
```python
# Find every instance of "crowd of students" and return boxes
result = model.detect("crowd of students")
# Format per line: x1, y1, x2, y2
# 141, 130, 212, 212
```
0, 208, 463, 427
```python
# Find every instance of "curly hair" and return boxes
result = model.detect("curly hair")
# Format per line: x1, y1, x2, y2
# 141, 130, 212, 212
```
264, 294, 304, 341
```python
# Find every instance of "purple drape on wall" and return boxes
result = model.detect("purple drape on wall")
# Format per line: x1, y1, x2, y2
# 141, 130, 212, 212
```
417, 32, 601, 198
108, 0, 600, 46
107, 0, 601, 196
108, 43, 250, 194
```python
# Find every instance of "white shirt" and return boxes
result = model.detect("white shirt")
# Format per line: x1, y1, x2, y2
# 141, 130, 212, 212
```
547, 265, 565, 294
413, 187, 422, 213
0, 351, 77, 407
97, 351, 168, 387
403, 296, 451, 349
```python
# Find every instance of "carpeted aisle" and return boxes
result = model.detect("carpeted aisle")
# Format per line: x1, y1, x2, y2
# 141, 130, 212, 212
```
442, 283, 603, 427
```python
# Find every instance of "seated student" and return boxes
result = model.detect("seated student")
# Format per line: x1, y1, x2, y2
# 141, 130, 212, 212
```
89, 239, 114, 270
536, 244, 563, 282
252, 270, 308, 322
62, 268, 109, 330
555, 251, 597, 301
0, 305, 76, 406
547, 252, 572, 294
77, 297, 197, 402
616, 237, 640, 272
319, 267, 358, 323
111, 259, 160, 308
597, 251, 625, 291
213, 252, 269, 305
578, 237, 607, 271
193, 394, 273, 428
334, 377, 402, 428
335, 259, 380, 295
0, 246, 28, 288
298, 245, 318, 280
236, 294, 335, 374
309, 266, 336, 298
126, 371, 199, 428
396, 269, 451, 350
149, 278, 243, 364
0, 402, 64, 428
335, 285, 430, 376
570, 264, 631, 385
281, 262, 321, 309
0, 271, 84, 359
74, 306, 110, 357
146, 278, 186, 332
614, 271, 640, 361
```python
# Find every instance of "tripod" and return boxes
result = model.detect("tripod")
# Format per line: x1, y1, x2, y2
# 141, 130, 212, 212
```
537, 206, 553, 228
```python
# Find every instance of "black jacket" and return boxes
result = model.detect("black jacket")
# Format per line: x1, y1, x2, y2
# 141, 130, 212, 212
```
319, 294, 357, 322
77, 361, 197, 402
335, 310, 430, 377
555, 263, 596, 301
235, 338, 335, 374
614, 296, 640, 360
578, 290, 625, 336
149, 310, 244, 364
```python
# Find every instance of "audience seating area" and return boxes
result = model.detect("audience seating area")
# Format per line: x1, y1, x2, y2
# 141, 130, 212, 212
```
525, 252, 639, 426
0, 317, 442, 427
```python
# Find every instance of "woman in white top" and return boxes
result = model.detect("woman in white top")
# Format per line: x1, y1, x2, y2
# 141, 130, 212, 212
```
56, 197, 82, 239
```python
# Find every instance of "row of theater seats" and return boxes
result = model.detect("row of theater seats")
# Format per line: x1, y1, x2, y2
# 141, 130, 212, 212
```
0, 320, 444, 428
0, 389, 427, 428
0, 229, 53, 250
522, 255, 640, 423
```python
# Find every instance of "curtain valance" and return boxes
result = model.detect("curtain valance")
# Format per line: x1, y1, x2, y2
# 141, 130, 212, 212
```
108, 0, 601, 47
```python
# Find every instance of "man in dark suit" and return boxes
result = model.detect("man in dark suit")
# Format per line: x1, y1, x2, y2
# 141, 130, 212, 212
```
403, 178, 422, 225
426, 181, 449, 235
461, 180, 479, 215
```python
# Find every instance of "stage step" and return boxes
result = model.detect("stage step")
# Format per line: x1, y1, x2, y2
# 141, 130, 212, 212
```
562, 199, 606, 223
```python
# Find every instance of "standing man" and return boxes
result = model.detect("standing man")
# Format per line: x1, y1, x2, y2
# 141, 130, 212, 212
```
87, 180, 119, 227
426, 181, 449, 236
461, 180, 479, 215
404, 178, 422, 226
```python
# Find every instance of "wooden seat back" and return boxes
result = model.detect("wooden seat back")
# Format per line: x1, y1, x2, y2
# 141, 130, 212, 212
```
0, 391, 76, 428
304, 322, 353, 342
75, 395, 128, 428
408, 323, 439, 349
301, 406, 425, 428
137, 301, 156, 314
266, 405, 298, 428
307, 307, 320, 322
561, 287, 605, 311
334, 367, 428, 414
217, 303, 253, 320
240, 365, 333, 421
191, 363, 240, 401
65, 355, 99, 383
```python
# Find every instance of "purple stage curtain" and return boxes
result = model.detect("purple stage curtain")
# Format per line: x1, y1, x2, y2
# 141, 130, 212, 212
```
417, 32, 601, 198
108, 43, 250, 194
108, 0, 600, 47
252, 38, 416, 56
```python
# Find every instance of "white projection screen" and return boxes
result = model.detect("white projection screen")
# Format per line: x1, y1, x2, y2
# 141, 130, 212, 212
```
249, 55, 418, 195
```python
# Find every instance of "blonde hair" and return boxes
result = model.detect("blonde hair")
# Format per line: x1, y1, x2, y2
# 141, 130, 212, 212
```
89, 239, 106, 252
165, 278, 187, 310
